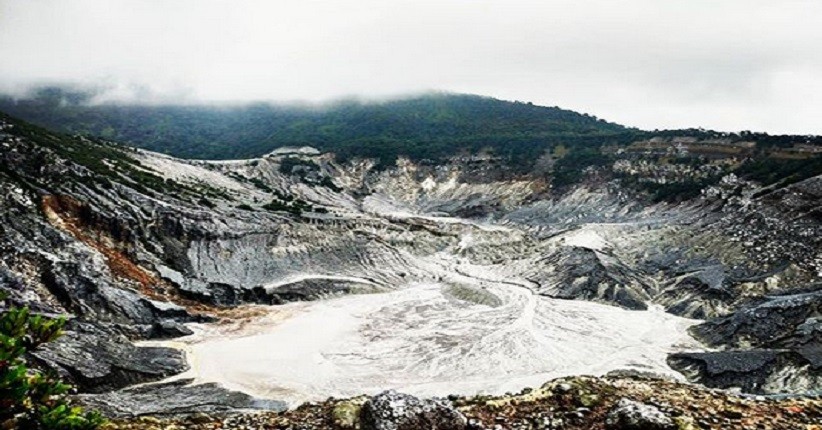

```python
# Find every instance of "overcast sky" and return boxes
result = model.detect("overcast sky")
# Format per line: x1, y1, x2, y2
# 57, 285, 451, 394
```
1, 0, 821, 134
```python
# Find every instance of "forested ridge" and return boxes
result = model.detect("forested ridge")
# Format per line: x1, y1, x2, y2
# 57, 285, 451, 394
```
0, 88, 630, 164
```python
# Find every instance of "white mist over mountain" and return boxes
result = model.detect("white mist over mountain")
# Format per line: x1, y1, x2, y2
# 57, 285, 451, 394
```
1, 0, 822, 134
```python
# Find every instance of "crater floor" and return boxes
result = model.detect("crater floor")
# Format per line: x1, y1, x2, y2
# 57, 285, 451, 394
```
150, 279, 700, 406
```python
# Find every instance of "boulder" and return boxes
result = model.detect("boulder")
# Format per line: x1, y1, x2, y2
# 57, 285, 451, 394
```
360, 390, 467, 430
150, 319, 194, 338
605, 398, 674, 430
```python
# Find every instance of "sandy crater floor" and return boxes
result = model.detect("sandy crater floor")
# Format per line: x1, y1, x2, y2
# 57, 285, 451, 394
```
150, 280, 700, 406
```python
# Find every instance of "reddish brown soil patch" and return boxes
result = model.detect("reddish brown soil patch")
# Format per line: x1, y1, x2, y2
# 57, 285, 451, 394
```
40, 195, 242, 320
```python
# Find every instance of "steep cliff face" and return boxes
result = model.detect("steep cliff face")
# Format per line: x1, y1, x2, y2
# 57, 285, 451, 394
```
0, 113, 820, 413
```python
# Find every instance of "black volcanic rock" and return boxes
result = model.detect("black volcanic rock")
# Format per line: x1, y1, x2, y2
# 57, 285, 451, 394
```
668, 289, 822, 393
77, 379, 286, 417
535, 246, 654, 310
671, 350, 781, 375
31, 322, 188, 393
690, 289, 822, 351
667, 350, 821, 394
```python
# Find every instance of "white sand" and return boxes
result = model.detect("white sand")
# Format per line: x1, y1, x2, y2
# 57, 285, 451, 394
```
151, 281, 700, 407
561, 229, 611, 250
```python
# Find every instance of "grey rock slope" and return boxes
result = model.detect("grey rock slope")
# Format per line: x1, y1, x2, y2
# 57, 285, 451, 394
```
77, 379, 287, 417
0, 113, 820, 413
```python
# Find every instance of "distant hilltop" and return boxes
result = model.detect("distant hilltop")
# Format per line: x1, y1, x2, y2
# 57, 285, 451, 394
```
0, 88, 627, 163
0, 87, 819, 169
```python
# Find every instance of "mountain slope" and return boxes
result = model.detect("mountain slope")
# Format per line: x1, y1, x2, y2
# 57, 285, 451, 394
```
0, 88, 629, 163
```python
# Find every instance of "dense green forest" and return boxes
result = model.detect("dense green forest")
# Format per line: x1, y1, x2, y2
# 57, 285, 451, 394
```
4, 88, 819, 170
0, 88, 633, 166
1, 87, 820, 193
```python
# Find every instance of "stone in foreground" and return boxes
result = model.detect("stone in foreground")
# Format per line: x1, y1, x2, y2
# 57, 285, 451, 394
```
360, 390, 467, 430
605, 398, 674, 430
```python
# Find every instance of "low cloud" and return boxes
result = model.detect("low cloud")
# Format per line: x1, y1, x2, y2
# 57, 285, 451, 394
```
1, 0, 821, 133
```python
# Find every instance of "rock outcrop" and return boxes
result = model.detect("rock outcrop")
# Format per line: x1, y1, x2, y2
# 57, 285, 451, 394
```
77, 379, 287, 417
31, 322, 188, 393
668, 289, 822, 393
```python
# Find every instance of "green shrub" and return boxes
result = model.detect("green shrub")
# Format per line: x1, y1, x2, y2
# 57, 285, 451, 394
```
0, 292, 105, 429
261, 199, 302, 215
197, 197, 216, 209
319, 176, 342, 192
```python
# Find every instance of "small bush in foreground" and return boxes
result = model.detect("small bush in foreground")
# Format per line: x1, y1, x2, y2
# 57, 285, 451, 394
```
0, 292, 105, 429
